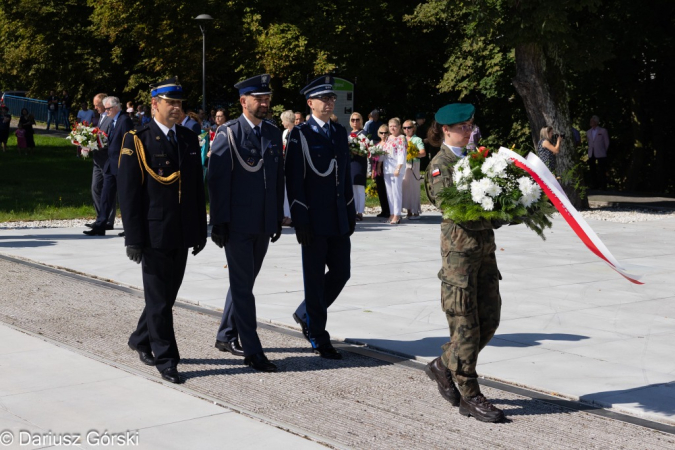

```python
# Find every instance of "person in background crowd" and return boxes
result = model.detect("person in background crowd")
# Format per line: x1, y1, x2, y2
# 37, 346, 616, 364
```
211, 108, 227, 135
199, 109, 211, 130
382, 117, 407, 224
0, 106, 11, 152
46, 90, 59, 131
330, 113, 339, 124
18, 108, 36, 151
209, 109, 217, 124
15, 123, 27, 155
86, 93, 115, 231
60, 90, 72, 129
373, 124, 391, 219
294, 111, 305, 126
77, 102, 95, 125
126, 101, 134, 115
402, 119, 426, 220
188, 111, 202, 130
537, 126, 561, 172
140, 105, 152, 125
178, 107, 201, 134
349, 112, 367, 221
280, 109, 295, 227
364, 109, 383, 144
424, 102, 505, 423
467, 125, 481, 150
587, 115, 610, 190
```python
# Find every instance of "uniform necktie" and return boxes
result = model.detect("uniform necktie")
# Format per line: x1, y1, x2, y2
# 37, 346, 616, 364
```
253, 125, 261, 139
167, 129, 178, 154
322, 123, 330, 138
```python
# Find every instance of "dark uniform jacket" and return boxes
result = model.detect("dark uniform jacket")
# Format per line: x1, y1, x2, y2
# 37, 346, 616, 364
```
92, 115, 113, 168
117, 119, 207, 249
105, 112, 133, 175
285, 116, 356, 236
208, 115, 284, 235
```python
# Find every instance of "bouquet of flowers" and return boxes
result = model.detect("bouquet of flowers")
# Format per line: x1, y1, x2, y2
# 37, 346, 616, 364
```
368, 145, 387, 160
437, 146, 555, 239
406, 140, 420, 162
366, 182, 378, 198
348, 132, 373, 157
66, 121, 107, 158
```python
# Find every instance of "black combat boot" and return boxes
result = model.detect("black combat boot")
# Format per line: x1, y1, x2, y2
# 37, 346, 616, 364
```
459, 394, 505, 422
424, 357, 460, 406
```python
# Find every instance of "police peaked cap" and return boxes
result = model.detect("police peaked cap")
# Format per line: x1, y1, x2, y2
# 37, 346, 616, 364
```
150, 77, 185, 101
434, 103, 475, 126
300, 75, 336, 99
235, 74, 272, 96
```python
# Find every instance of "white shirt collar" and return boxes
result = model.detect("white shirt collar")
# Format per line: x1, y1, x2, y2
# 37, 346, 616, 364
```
242, 114, 261, 131
445, 143, 465, 157
312, 115, 328, 129
181, 116, 189, 126
154, 118, 177, 137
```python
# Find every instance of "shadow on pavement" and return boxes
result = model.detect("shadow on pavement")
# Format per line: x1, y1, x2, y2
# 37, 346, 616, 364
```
488, 333, 589, 347
0, 240, 58, 248
581, 382, 675, 416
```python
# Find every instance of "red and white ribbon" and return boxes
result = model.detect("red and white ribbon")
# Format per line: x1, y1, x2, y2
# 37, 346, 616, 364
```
498, 147, 643, 284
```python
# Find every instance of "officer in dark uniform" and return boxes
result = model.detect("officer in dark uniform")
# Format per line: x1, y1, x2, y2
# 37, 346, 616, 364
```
118, 78, 207, 384
285, 75, 356, 360
424, 103, 504, 422
208, 74, 284, 373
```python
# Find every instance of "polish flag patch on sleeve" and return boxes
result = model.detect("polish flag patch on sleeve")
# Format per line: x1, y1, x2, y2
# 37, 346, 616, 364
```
432, 168, 441, 177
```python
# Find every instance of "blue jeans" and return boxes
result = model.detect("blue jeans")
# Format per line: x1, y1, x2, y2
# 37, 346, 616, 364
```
46, 109, 58, 130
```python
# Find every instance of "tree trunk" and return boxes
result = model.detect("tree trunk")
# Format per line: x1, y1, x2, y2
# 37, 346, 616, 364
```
511, 42, 588, 209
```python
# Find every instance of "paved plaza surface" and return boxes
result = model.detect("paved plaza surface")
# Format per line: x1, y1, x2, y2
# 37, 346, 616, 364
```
1, 203, 674, 448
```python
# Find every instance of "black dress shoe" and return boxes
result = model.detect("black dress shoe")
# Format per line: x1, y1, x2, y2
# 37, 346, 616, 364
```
85, 222, 94, 228
105, 224, 115, 231
314, 343, 342, 360
214, 339, 244, 357
376, 212, 389, 218
292, 313, 311, 343
160, 367, 183, 384
83, 228, 105, 236
424, 357, 460, 406
128, 343, 155, 366
244, 352, 278, 372
118, 231, 125, 237
459, 394, 504, 423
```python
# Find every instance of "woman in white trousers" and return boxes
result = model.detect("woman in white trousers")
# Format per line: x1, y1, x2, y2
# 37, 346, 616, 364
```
382, 118, 407, 224
402, 120, 426, 219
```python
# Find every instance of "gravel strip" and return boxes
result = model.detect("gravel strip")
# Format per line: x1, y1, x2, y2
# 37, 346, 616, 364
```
1, 258, 673, 449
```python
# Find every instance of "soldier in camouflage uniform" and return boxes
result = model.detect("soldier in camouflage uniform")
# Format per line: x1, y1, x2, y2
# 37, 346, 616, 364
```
423, 103, 504, 423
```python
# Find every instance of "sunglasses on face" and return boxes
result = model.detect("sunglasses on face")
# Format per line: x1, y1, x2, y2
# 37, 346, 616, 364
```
378, 132, 389, 135
350, 118, 360, 122
403, 126, 414, 130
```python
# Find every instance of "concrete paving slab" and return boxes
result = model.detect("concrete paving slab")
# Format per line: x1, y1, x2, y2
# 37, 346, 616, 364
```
1, 211, 674, 424
0, 324, 324, 450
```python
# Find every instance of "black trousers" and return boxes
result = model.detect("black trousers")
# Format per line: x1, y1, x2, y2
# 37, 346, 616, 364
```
218, 231, 270, 356
94, 170, 117, 229
91, 163, 116, 227
375, 174, 390, 216
128, 247, 188, 371
589, 156, 608, 190
295, 234, 351, 348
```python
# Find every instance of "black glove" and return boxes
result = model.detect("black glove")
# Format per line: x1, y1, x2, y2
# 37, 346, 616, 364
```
126, 245, 142, 264
211, 223, 229, 248
295, 225, 313, 247
348, 220, 356, 236
270, 221, 282, 243
192, 240, 206, 256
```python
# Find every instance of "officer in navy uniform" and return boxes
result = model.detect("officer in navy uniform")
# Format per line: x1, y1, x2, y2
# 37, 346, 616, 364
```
285, 75, 356, 360
118, 78, 207, 384
208, 74, 284, 373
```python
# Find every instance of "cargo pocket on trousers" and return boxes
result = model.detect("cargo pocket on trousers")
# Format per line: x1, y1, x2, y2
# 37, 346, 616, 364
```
441, 282, 475, 316
438, 249, 469, 289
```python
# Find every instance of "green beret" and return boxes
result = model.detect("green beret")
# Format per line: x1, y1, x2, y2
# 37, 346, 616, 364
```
434, 103, 475, 126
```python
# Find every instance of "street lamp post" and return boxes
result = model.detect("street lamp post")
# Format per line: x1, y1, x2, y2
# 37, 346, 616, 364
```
194, 14, 214, 113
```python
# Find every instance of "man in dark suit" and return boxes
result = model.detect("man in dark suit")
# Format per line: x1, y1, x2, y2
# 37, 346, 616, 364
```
86, 93, 116, 231
179, 107, 202, 134
83, 96, 133, 236
285, 75, 356, 360
119, 77, 207, 384
208, 74, 284, 373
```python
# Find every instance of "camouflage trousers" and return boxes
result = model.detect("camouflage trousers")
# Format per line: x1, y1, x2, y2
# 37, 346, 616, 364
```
438, 222, 501, 398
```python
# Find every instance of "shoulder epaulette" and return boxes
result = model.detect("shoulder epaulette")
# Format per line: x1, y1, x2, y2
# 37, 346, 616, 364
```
263, 118, 278, 128
133, 124, 150, 134
223, 119, 238, 127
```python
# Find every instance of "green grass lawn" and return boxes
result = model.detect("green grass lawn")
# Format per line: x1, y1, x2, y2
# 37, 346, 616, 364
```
0, 134, 98, 222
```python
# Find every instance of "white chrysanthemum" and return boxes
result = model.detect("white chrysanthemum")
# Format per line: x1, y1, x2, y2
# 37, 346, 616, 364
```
456, 183, 469, 191
470, 180, 486, 203
481, 197, 495, 211
481, 154, 509, 178
517, 176, 542, 207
